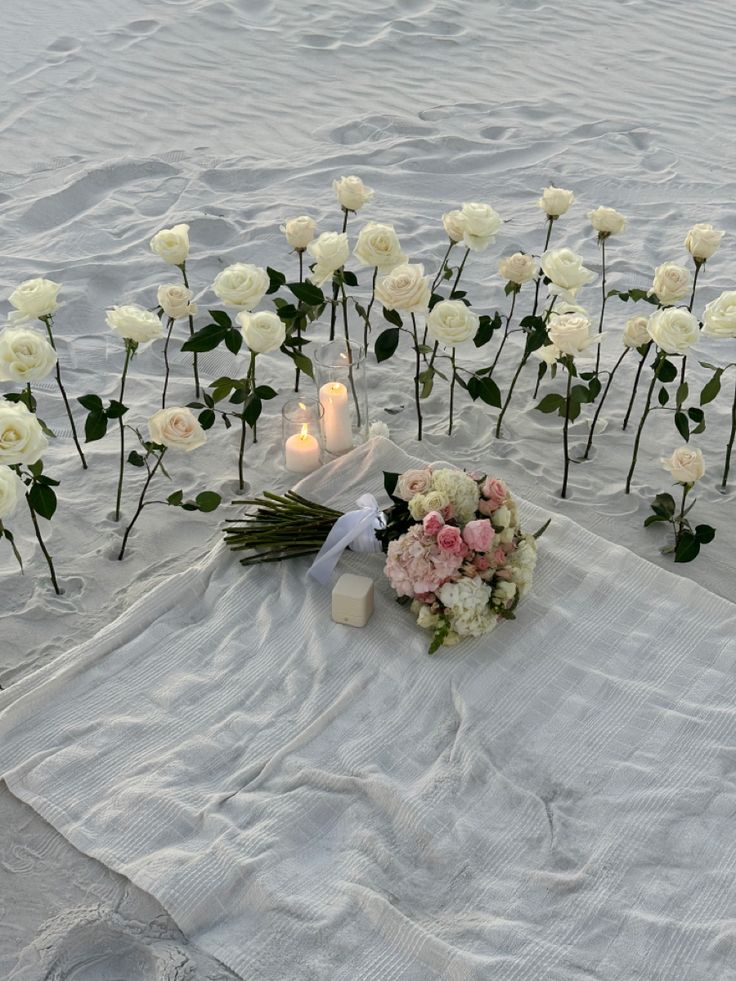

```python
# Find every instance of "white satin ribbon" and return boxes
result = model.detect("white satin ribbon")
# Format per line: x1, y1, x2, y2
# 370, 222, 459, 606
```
308, 493, 386, 585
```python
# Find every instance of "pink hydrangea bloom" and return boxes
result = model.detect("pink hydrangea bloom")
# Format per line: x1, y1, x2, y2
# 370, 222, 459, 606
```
481, 477, 508, 510
462, 518, 493, 552
437, 524, 467, 556
384, 525, 464, 597
422, 510, 445, 537
490, 546, 507, 566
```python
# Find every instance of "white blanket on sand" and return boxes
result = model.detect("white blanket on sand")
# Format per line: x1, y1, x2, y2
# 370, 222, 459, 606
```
1, 437, 734, 981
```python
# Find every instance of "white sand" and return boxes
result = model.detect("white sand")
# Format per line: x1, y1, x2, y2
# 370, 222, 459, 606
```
1, 0, 735, 974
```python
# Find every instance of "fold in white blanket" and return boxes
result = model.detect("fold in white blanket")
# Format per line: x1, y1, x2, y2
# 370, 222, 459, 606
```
1, 438, 735, 980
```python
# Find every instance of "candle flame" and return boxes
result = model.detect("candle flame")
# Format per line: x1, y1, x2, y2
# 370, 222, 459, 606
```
298, 402, 306, 410
299, 423, 309, 439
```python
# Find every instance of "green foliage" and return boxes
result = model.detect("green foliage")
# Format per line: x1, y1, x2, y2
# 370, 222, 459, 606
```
288, 281, 325, 306
78, 393, 129, 443
467, 375, 501, 408
473, 313, 501, 348
428, 617, 452, 655
656, 358, 678, 384
266, 267, 286, 294
375, 327, 401, 363
28, 482, 57, 520
382, 306, 403, 328
700, 370, 722, 406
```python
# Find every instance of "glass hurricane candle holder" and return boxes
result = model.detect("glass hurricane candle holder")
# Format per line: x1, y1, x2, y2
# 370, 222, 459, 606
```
282, 399, 324, 475
314, 339, 368, 457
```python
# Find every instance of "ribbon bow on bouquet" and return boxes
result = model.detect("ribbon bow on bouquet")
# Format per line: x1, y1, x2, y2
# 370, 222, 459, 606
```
308, 493, 386, 585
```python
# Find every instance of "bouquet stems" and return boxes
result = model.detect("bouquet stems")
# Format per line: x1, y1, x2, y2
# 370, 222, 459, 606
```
40, 314, 87, 469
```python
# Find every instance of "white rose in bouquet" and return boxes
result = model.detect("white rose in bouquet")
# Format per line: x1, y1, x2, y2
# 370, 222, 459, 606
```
8, 278, 61, 319
649, 262, 690, 306
0, 402, 48, 466
375, 263, 431, 313
333, 175, 373, 212
457, 201, 502, 252
353, 222, 406, 271
157, 284, 197, 320
426, 300, 479, 347
702, 291, 736, 338
623, 315, 651, 348
547, 312, 601, 356
0, 465, 24, 519
150, 224, 190, 266
588, 206, 627, 237
0, 326, 57, 382
148, 406, 206, 451
442, 210, 465, 243
212, 263, 269, 310
236, 310, 286, 354
661, 446, 705, 484
647, 307, 699, 354
684, 223, 724, 262
538, 186, 575, 218
541, 248, 596, 295
106, 305, 164, 344
499, 252, 538, 285
281, 216, 317, 250
307, 232, 350, 287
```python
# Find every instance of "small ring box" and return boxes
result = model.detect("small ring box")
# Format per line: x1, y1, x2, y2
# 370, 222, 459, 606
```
331, 573, 374, 627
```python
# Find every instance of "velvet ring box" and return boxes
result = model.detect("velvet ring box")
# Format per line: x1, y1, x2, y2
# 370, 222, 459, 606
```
331, 573, 374, 627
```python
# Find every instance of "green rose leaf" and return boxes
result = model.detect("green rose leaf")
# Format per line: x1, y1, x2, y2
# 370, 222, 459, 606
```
209, 310, 232, 329
657, 386, 670, 406
342, 270, 358, 288
77, 394, 103, 412
128, 450, 146, 467
674, 532, 700, 563
700, 374, 722, 405
288, 282, 325, 306
167, 490, 184, 507
195, 491, 222, 513
198, 409, 216, 430
266, 267, 286, 294
182, 323, 228, 353
105, 400, 128, 419
255, 385, 278, 400
375, 327, 400, 363
224, 328, 243, 356
84, 410, 109, 443
652, 492, 676, 517
382, 306, 403, 328
674, 410, 689, 442
695, 524, 716, 544
536, 393, 566, 414
657, 358, 678, 384
28, 483, 57, 520
244, 395, 263, 428
287, 351, 314, 379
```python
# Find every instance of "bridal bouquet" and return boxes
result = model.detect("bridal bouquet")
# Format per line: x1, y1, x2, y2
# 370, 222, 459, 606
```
224, 462, 548, 654
383, 467, 547, 652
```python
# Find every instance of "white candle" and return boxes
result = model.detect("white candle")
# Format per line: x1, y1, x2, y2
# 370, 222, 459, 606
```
319, 381, 353, 454
285, 425, 321, 473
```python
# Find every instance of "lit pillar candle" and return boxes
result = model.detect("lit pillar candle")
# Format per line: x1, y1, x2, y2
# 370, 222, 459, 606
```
319, 381, 353, 454
285, 424, 321, 473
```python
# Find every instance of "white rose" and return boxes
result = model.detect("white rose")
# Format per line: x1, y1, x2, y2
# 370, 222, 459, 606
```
236, 310, 286, 354
660, 446, 705, 485
0, 465, 24, 520
649, 263, 690, 306
0, 327, 57, 383
492, 580, 517, 605
499, 252, 538, 285
157, 284, 197, 321
333, 175, 373, 212
647, 307, 699, 355
538, 186, 575, 218
148, 406, 206, 452
149, 223, 190, 266
307, 232, 350, 287
684, 223, 724, 262
281, 216, 317, 251
212, 263, 269, 310
702, 291, 736, 339
442, 210, 465, 243
588, 206, 627, 237
533, 343, 561, 366
623, 315, 651, 349
426, 300, 479, 347
353, 223, 406, 271
106, 305, 164, 344
375, 263, 431, 313
552, 300, 589, 317
457, 201, 502, 252
8, 278, 61, 319
0, 402, 48, 466
541, 248, 596, 295
547, 312, 601, 357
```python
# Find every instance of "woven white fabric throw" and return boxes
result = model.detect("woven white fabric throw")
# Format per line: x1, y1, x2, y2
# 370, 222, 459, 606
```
1, 437, 735, 981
